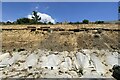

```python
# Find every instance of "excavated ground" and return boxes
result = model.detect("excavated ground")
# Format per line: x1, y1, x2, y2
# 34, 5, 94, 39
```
0, 24, 120, 78
2, 24, 120, 52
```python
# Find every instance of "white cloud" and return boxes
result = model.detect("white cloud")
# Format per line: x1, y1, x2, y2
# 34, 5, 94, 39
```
35, 6, 38, 9
7, 20, 13, 22
28, 12, 55, 24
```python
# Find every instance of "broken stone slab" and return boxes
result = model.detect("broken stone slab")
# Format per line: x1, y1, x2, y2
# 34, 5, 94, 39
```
81, 71, 105, 78
8, 52, 20, 66
0, 64, 7, 68
60, 57, 72, 71
0, 53, 10, 61
0, 52, 21, 68
0, 49, 118, 78
91, 54, 105, 75
106, 52, 118, 68
72, 57, 79, 69
41, 54, 62, 69
0, 57, 9, 67
76, 52, 90, 69
24, 53, 38, 69
68, 71, 79, 78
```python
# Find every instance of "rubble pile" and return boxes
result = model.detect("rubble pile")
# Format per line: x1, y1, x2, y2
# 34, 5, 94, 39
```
0, 49, 119, 78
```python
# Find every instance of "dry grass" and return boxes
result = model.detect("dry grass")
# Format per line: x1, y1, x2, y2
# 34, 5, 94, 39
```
2, 24, 120, 52
2, 24, 119, 29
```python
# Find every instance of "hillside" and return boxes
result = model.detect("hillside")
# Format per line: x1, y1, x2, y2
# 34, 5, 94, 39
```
0, 24, 120, 78
2, 24, 120, 52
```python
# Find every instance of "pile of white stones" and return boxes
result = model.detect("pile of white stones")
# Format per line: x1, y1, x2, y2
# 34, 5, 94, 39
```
0, 49, 119, 78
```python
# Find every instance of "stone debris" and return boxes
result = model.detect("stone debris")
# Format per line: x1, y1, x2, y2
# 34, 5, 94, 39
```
24, 53, 38, 69
8, 52, 20, 66
60, 57, 72, 71
106, 52, 118, 67
91, 54, 105, 75
76, 52, 90, 69
0, 49, 119, 78
0, 53, 10, 61
41, 54, 61, 69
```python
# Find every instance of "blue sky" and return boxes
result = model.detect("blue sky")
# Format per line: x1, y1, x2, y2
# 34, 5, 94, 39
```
2, 2, 118, 22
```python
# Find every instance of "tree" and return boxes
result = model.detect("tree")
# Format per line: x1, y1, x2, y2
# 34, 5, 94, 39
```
0, 22, 5, 25
68, 22, 73, 24
6, 21, 12, 25
48, 22, 53, 25
74, 21, 81, 24
119, 6, 120, 13
16, 18, 30, 24
16, 18, 31, 24
32, 11, 41, 24
56, 22, 62, 24
118, 1, 120, 20
95, 21, 104, 24
82, 19, 89, 24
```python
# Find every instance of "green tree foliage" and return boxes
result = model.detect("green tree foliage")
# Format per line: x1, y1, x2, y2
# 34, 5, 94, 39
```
56, 22, 62, 24
68, 22, 73, 24
32, 11, 41, 24
1, 21, 12, 25
16, 18, 31, 24
74, 22, 81, 24
82, 19, 89, 24
118, 5, 120, 21
47, 22, 53, 25
6, 21, 12, 24
0, 22, 5, 25
15, 11, 41, 24
95, 21, 104, 24
68, 22, 82, 24
118, 6, 120, 13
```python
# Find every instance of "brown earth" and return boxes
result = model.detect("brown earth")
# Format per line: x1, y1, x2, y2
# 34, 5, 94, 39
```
1, 24, 120, 52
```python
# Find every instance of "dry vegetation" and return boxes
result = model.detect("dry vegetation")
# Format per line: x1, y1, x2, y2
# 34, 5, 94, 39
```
2, 24, 119, 29
2, 24, 120, 52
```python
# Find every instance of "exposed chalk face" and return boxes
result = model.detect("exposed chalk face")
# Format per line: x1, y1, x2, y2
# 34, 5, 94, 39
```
0, 58, 9, 68
24, 53, 38, 69
60, 57, 72, 71
91, 54, 105, 74
8, 53, 20, 66
41, 54, 61, 69
76, 52, 90, 69
0, 53, 10, 61
106, 52, 119, 67
0, 49, 119, 78
81, 72, 105, 78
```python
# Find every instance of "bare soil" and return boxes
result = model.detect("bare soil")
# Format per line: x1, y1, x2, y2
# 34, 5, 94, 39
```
1, 24, 120, 52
